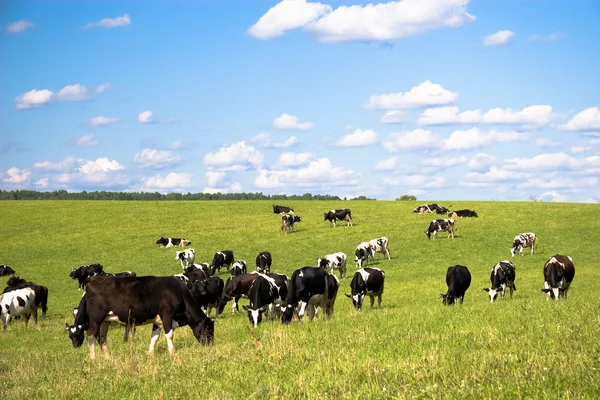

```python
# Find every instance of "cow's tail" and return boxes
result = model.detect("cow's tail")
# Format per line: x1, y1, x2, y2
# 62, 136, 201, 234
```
41, 286, 49, 316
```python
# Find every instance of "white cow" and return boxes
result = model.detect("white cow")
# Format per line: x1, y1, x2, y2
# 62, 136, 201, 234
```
175, 249, 196, 269
369, 237, 391, 261
317, 252, 347, 278
1, 287, 37, 330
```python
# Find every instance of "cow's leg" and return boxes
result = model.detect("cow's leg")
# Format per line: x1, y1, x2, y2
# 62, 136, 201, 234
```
544, 281, 551, 301
24, 312, 31, 328
87, 335, 97, 359
148, 324, 161, 353
98, 322, 110, 358
378, 294, 382, 308
370, 295, 375, 308
163, 320, 176, 355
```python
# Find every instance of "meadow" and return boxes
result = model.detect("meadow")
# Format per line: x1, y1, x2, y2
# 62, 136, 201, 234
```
0, 200, 599, 399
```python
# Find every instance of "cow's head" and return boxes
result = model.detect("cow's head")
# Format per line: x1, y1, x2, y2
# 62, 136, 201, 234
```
438, 293, 457, 305
317, 258, 329, 270
69, 268, 79, 279
156, 237, 165, 245
243, 305, 267, 327
191, 317, 215, 345
294, 216, 302, 223
280, 304, 296, 324
424, 229, 432, 239
510, 240, 521, 257
541, 287, 565, 300
482, 287, 502, 302
65, 323, 85, 347
345, 293, 364, 311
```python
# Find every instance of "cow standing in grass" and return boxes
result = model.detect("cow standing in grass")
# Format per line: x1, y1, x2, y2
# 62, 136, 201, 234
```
483, 261, 516, 302
510, 233, 536, 257
541, 254, 575, 300
1, 287, 37, 330
425, 219, 455, 240
439, 265, 471, 305
345, 268, 385, 311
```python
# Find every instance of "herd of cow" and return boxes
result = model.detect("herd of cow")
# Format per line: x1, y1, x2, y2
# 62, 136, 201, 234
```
0, 203, 577, 360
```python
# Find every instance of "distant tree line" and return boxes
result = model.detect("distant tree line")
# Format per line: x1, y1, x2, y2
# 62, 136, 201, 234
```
0, 190, 376, 201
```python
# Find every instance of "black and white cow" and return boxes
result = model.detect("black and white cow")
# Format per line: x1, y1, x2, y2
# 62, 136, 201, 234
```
434, 205, 451, 214
218, 273, 259, 314
281, 214, 302, 233
210, 250, 234, 274
230, 260, 247, 276
369, 236, 391, 260
413, 205, 432, 214
541, 254, 575, 300
185, 263, 212, 277
70, 264, 105, 289
3, 276, 49, 318
345, 268, 385, 311
483, 261, 516, 302
188, 276, 225, 317
425, 218, 455, 240
1, 287, 37, 330
439, 265, 471, 305
510, 232, 536, 257
305, 274, 340, 320
281, 266, 329, 324
324, 209, 353, 227
244, 273, 289, 327
156, 237, 191, 247
354, 242, 373, 269
175, 249, 196, 270
318, 252, 347, 278
255, 251, 272, 273
273, 205, 294, 214
65, 275, 214, 359
0, 265, 15, 277
448, 209, 478, 218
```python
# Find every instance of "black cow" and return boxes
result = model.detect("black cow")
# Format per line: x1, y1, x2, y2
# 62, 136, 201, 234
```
541, 254, 575, 300
434, 205, 451, 214
184, 268, 207, 284
345, 268, 385, 311
65, 275, 214, 359
483, 261, 516, 302
218, 273, 259, 314
273, 205, 294, 214
210, 250, 234, 274
70, 264, 104, 289
323, 209, 353, 227
255, 251, 272, 273
231, 260, 247, 276
188, 276, 224, 317
439, 265, 471, 305
449, 209, 478, 218
281, 266, 329, 323
244, 273, 289, 327
156, 237, 191, 247
0, 265, 15, 277
281, 214, 302, 233
425, 218, 455, 240
3, 276, 49, 318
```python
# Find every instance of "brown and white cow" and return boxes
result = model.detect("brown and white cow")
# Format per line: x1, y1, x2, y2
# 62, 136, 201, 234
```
510, 233, 536, 257
425, 219, 455, 240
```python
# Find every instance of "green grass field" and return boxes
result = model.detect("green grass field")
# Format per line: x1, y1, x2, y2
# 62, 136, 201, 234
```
1, 200, 599, 399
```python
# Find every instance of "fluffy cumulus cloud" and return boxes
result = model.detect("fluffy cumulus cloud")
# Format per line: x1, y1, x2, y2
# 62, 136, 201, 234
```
74, 133, 98, 147
374, 156, 399, 171
14, 83, 110, 110
538, 191, 567, 202
518, 176, 598, 190
53, 157, 128, 187
381, 174, 446, 188
251, 133, 298, 148
559, 107, 600, 131
382, 129, 439, 152
133, 149, 180, 169
14, 89, 54, 110
255, 158, 359, 189
89, 116, 120, 127
418, 105, 554, 127
272, 152, 315, 169
84, 13, 131, 29
203, 141, 263, 171
422, 155, 468, 168
366, 80, 458, 110
444, 128, 527, 150
380, 110, 407, 124
2, 167, 30, 184
483, 30, 514, 46
468, 153, 498, 171
33, 156, 78, 172
273, 113, 314, 130
335, 129, 377, 147
138, 110, 154, 124
462, 166, 524, 185
5, 20, 35, 34
504, 152, 600, 174
137, 173, 193, 193
247, 0, 332, 39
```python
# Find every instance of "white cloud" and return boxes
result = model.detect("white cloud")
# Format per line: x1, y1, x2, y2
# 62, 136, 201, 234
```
14, 89, 54, 110
272, 152, 315, 169
422, 155, 468, 168
374, 157, 398, 171
206, 171, 227, 187
381, 175, 446, 188
468, 153, 497, 171
251, 133, 298, 148
273, 113, 314, 130
463, 166, 524, 183
418, 105, 554, 127
203, 141, 263, 171
382, 129, 439, 152
74, 133, 99, 147
52, 158, 128, 187
34, 178, 49, 188
89, 116, 120, 127
169, 140, 182, 150
203, 183, 242, 194
571, 146, 586, 154
14, 83, 108, 110
366, 80, 458, 110
247, 0, 332, 39
504, 152, 600, 174
444, 128, 528, 150
535, 137, 562, 147
483, 30, 514, 46
305, 0, 475, 43
3, 167, 30, 184
95, 83, 112, 93
559, 107, 600, 131
84, 13, 131, 29
255, 158, 359, 189
5, 20, 34, 34
138, 110, 154, 124
79, 158, 124, 175
138, 173, 193, 192
381, 110, 407, 124
529, 33, 564, 42
133, 149, 180, 169
55, 84, 90, 101
538, 191, 567, 202
33, 156, 78, 172
518, 177, 598, 190
336, 129, 377, 147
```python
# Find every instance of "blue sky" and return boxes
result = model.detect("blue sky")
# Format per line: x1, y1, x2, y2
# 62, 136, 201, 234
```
2, 0, 599, 201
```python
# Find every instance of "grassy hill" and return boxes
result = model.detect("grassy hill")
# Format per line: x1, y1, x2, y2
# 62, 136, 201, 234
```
1, 200, 599, 399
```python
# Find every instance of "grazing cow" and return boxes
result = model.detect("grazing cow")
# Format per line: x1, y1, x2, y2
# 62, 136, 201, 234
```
354, 242, 373, 269
156, 237, 191, 247
448, 209, 478, 218
189, 276, 225, 317
281, 266, 329, 324
175, 249, 196, 270
70, 264, 105, 289
210, 250, 234, 274
0, 265, 15, 277
231, 260, 247, 276
369, 237, 391, 261
439, 265, 471, 305
345, 268, 385, 311
273, 205, 294, 214
65, 275, 214, 359
483, 261, 516, 302
1, 287, 37, 330
255, 251, 272, 273
185, 263, 212, 277
425, 219, 455, 240
305, 274, 340, 320
318, 252, 347, 278
244, 273, 289, 327
184, 268, 207, 284
3, 277, 49, 318
218, 273, 259, 314
281, 214, 302, 233
541, 254, 575, 300
413, 205, 432, 214
510, 233, 536, 257
323, 209, 353, 227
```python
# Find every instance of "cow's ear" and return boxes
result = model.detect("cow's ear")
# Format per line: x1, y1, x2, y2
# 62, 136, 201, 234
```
482, 288, 490, 292
65, 322, 69, 330
345, 294, 352, 298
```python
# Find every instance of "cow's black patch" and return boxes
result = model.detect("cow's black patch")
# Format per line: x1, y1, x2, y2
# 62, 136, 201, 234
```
17, 296, 26, 307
